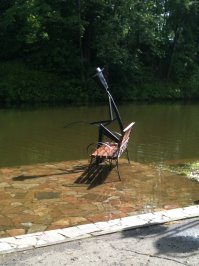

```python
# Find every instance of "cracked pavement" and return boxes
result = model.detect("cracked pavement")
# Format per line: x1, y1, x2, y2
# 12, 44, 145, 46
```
1, 217, 199, 266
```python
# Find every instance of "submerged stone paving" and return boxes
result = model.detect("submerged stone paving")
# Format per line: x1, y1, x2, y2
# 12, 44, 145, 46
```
0, 159, 199, 239
0, 206, 199, 254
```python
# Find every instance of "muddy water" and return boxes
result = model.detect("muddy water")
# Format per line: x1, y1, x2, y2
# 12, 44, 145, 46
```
0, 103, 199, 167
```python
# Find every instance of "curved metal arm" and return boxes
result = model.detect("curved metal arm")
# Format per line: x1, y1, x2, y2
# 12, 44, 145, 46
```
90, 118, 117, 126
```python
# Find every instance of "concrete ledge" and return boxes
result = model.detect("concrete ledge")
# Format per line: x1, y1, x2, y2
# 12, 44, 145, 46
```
0, 205, 199, 254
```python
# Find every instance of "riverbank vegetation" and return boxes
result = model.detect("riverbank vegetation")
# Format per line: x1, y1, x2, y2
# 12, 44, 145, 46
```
158, 161, 199, 182
0, 0, 199, 104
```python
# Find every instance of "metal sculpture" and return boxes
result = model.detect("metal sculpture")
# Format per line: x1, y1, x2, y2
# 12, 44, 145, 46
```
64, 66, 125, 166
92, 67, 124, 150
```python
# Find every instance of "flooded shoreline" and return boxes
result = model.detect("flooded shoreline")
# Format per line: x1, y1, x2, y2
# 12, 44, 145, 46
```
1, 159, 199, 238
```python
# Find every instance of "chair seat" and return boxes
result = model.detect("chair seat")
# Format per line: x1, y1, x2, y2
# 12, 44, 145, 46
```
91, 143, 119, 159
89, 122, 135, 180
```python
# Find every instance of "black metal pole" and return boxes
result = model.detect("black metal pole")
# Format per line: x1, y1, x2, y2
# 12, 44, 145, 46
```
107, 90, 124, 132
93, 67, 124, 132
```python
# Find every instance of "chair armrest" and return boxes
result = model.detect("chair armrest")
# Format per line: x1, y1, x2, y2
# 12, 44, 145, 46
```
97, 142, 112, 148
113, 132, 122, 137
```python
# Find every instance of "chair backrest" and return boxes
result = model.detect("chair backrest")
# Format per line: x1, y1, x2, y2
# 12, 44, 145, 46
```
118, 122, 135, 157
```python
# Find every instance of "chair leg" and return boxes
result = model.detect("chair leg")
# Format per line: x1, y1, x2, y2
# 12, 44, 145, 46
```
87, 156, 94, 172
126, 149, 131, 165
109, 159, 113, 169
116, 159, 121, 181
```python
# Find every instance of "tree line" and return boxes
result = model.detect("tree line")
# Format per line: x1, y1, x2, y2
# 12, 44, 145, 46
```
0, 0, 199, 103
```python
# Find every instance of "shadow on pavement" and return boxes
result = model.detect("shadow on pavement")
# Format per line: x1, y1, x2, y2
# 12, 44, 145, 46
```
122, 218, 199, 257
12, 163, 116, 189
74, 163, 116, 189
12, 164, 88, 181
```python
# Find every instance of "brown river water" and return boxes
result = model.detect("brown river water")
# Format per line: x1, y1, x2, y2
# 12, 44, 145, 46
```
0, 102, 199, 167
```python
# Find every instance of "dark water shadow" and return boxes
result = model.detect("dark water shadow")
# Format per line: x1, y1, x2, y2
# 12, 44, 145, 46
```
74, 163, 115, 190
122, 218, 199, 258
12, 164, 88, 181
12, 173, 64, 181
12, 163, 114, 189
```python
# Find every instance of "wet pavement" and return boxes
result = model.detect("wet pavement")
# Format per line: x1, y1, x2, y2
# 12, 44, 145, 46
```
0, 159, 199, 238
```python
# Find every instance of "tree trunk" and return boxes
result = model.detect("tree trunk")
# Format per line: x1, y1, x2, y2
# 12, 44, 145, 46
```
166, 24, 181, 80
78, 0, 85, 81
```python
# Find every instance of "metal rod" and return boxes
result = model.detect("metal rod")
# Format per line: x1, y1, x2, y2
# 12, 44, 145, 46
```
93, 67, 124, 132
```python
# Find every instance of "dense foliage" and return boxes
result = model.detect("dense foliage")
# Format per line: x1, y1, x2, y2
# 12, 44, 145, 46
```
0, 0, 199, 103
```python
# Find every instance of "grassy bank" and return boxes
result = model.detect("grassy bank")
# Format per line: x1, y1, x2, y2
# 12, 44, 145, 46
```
158, 161, 199, 182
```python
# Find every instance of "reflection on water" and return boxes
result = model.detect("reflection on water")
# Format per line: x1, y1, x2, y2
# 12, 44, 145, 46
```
0, 103, 199, 167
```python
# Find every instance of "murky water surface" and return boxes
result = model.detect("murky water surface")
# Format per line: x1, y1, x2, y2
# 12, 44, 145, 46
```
0, 103, 199, 167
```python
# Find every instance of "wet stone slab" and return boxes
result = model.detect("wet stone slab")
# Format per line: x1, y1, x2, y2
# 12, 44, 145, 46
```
0, 159, 199, 238
34, 192, 60, 200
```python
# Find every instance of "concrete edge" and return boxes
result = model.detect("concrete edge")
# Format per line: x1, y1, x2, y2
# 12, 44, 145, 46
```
0, 205, 199, 254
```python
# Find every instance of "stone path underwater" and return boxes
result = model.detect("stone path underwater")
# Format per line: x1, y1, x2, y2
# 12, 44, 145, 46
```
1, 159, 199, 239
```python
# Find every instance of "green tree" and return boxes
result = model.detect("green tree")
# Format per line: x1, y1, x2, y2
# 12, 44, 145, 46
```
1, 0, 199, 102
164, 0, 199, 81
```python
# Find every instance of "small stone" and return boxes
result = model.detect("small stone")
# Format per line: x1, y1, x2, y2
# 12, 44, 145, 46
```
27, 224, 47, 234
12, 183, 38, 189
34, 192, 60, 200
14, 192, 27, 199
11, 202, 23, 207
21, 222, 33, 228
6, 228, 26, 237
0, 168, 12, 174
164, 204, 179, 210
0, 231, 8, 238
34, 207, 49, 217
69, 217, 87, 225
51, 219, 70, 227
0, 182, 10, 188
0, 215, 12, 226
